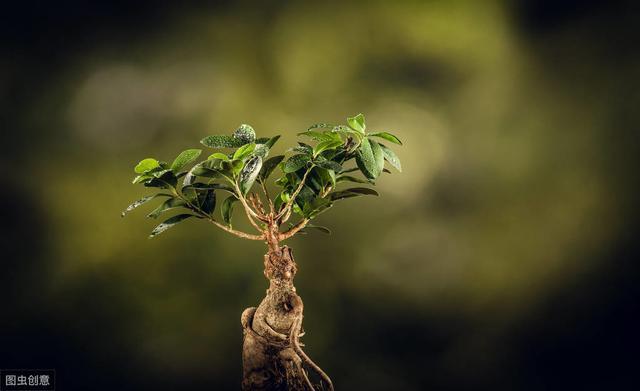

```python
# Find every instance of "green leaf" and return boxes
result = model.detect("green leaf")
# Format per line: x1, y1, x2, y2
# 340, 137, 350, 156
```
233, 124, 256, 144
262, 135, 281, 149
229, 159, 245, 176
302, 197, 333, 219
368, 132, 402, 145
305, 224, 332, 234
314, 166, 336, 189
149, 214, 194, 238
221, 196, 238, 226
183, 183, 235, 194
233, 143, 256, 160
132, 174, 152, 184
253, 143, 269, 159
313, 139, 343, 157
144, 170, 177, 189
239, 156, 262, 194
134, 158, 160, 174
329, 187, 379, 201
336, 175, 368, 184
121, 194, 171, 217
379, 143, 402, 172
290, 142, 313, 155
355, 138, 381, 179
340, 166, 360, 173
198, 189, 216, 214
184, 165, 227, 186
201, 135, 244, 148
147, 197, 187, 219
314, 159, 342, 173
347, 113, 366, 134
283, 154, 311, 173
170, 149, 202, 171
307, 123, 334, 130
208, 152, 230, 161
370, 139, 385, 176
260, 155, 285, 181
298, 130, 342, 143
332, 125, 364, 139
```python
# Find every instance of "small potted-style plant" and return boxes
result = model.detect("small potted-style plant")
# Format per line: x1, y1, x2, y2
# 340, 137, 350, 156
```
123, 114, 402, 390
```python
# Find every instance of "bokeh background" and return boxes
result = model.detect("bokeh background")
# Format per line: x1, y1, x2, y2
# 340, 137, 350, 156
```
1, 0, 638, 389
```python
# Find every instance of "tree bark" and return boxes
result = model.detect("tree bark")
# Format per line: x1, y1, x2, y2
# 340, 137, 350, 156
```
241, 245, 332, 390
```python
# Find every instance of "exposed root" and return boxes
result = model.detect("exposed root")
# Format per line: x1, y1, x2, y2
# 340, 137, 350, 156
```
242, 245, 334, 390
290, 313, 334, 391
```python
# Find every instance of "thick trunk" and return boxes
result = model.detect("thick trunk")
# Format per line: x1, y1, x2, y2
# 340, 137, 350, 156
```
241, 245, 332, 390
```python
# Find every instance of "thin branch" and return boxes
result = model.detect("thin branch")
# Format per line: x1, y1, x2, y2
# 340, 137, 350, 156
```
170, 187, 264, 241
206, 219, 265, 240
275, 166, 313, 220
234, 184, 268, 231
260, 180, 274, 214
278, 218, 309, 241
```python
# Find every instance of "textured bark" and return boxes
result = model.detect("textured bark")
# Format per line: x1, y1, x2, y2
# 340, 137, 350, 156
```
241, 245, 331, 390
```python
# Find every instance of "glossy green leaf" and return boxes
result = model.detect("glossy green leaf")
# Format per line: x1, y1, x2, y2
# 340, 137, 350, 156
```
147, 197, 187, 219
134, 158, 160, 174
368, 132, 402, 145
144, 170, 177, 189
183, 183, 235, 194
336, 175, 368, 184
132, 174, 152, 184
298, 130, 342, 142
121, 194, 171, 217
307, 123, 334, 130
232, 124, 256, 143
379, 143, 402, 172
198, 189, 216, 214
260, 155, 285, 181
221, 196, 238, 226
233, 143, 256, 160
332, 125, 364, 139
229, 159, 245, 176
355, 138, 380, 179
302, 197, 333, 219
329, 187, 379, 201
201, 135, 244, 148
170, 149, 202, 171
283, 154, 311, 173
149, 214, 194, 238
252, 143, 269, 159
262, 135, 281, 149
347, 113, 366, 134
370, 139, 385, 176
313, 139, 343, 157
208, 152, 230, 161
305, 224, 332, 234
314, 159, 342, 173
239, 155, 262, 194
290, 142, 313, 155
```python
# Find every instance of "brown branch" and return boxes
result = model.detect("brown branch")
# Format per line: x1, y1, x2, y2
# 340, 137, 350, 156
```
171, 187, 265, 241
206, 219, 265, 241
260, 180, 274, 214
278, 218, 309, 241
234, 184, 268, 231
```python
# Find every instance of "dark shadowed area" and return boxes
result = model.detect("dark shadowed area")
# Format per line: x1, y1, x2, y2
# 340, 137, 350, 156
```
1, 0, 638, 390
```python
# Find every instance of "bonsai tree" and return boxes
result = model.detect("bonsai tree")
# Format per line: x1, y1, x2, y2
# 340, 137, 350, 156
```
122, 114, 402, 390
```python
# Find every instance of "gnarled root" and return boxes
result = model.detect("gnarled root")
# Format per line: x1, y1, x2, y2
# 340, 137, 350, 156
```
241, 246, 333, 391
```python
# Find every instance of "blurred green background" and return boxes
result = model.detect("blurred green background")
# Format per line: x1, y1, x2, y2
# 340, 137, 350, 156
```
1, 0, 638, 389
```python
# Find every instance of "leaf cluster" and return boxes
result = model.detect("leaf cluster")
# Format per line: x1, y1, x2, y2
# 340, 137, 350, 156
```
123, 115, 402, 239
